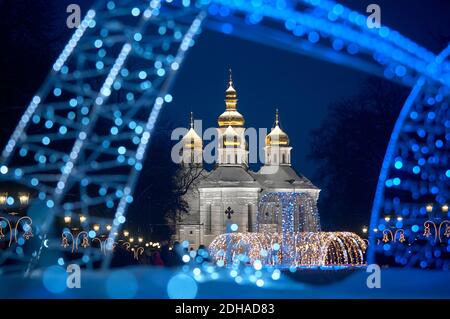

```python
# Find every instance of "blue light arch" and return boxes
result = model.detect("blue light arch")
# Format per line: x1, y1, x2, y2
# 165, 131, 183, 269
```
0, 0, 448, 271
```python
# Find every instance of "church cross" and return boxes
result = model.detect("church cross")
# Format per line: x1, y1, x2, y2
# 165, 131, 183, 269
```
225, 207, 234, 219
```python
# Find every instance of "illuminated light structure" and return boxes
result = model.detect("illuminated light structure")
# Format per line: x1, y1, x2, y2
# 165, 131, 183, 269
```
208, 232, 367, 267
209, 192, 363, 267
0, 0, 206, 272
257, 192, 320, 265
0, 0, 448, 272
257, 192, 320, 234
369, 44, 450, 269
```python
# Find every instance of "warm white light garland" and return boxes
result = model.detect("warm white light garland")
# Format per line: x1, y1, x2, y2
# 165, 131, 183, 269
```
209, 231, 367, 267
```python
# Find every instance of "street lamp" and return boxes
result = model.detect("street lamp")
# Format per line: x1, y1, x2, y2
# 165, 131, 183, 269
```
138, 237, 143, 243
397, 216, 403, 222
18, 193, 29, 205
64, 216, 71, 224
362, 226, 368, 234
426, 204, 433, 213
106, 224, 112, 231
442, 204, 449, 213
0, 193, 7, 205
130, 237, 134, 243
79, 215, 87, 223
384, 216, 391, 222
123, 230, 129, 237
93, 224, 100, 232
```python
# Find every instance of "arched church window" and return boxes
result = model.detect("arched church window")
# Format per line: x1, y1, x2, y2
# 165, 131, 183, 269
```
282, 153, 286, 164
235, 154, 238, 163
274, 154, 277, 164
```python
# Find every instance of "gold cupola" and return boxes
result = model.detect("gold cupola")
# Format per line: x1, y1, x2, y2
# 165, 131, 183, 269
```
266, 109, 289, 146
182, 112, 202, 149
218, 69, 245, 127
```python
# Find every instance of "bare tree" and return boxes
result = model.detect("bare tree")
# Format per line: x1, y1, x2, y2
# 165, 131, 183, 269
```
126, 121, 205, 239
309, 77, 409, 231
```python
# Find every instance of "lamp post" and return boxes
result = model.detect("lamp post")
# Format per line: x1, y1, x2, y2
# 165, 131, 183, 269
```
18, 193, 29, 206
0, 193, 7, 205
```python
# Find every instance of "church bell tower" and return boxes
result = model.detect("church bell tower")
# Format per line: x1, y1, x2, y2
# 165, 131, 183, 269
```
180, 112, 203, 166
217, 70, 248, 166
264, 109, 292, 166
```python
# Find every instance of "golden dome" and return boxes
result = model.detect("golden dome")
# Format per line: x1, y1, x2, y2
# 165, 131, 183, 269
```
218, 69, 245, 127
266, 109, 289, 146
218, 110, 245, 127
182, 112, 202, 149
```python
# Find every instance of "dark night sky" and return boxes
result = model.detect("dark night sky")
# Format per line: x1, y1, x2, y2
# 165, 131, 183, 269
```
0, 1, 449, 205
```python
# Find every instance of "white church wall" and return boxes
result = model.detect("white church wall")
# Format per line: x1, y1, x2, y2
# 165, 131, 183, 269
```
199, 187, 259, 237
179, 226, 201, 249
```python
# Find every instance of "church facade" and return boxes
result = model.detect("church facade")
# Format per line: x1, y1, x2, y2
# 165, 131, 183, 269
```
174, 73, 320, 249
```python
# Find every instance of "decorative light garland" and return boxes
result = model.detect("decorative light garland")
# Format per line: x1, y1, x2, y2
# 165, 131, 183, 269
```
209, 231, 367, 267
0, 216, 33, 247
257, 192, 321, 234
60, 228, 160, 261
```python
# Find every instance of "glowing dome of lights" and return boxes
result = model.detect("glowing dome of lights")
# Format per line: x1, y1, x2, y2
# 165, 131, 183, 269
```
208, 232, 367, 267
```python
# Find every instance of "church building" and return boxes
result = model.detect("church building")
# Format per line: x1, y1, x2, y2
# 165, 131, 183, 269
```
174, 73, 320, 249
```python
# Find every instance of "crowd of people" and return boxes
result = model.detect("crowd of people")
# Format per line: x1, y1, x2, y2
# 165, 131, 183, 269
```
110, 241, 209, 268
